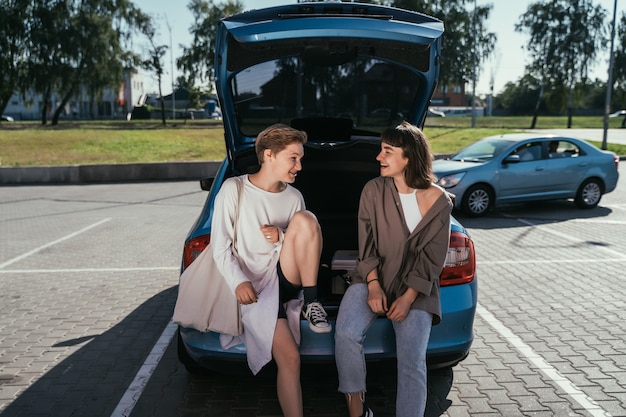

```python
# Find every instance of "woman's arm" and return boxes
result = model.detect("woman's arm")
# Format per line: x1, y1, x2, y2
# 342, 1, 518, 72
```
355, 183, 381, 281
211, 178, 252, 295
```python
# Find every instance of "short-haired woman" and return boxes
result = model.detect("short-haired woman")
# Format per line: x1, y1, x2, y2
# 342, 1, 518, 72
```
212, 124, 330, 417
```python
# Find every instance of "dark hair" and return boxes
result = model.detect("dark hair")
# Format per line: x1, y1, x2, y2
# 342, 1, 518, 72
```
255, 123, 308, 164
380, 121, 436, 189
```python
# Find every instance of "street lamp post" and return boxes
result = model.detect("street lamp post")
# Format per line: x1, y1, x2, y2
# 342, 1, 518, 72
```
166, 16, 175, 120
471, 0, 477, 128
602, 0, 618, 150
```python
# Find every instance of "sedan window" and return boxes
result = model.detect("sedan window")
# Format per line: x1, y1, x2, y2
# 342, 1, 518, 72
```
450, 139, 511, 162
511, 143, 542, 161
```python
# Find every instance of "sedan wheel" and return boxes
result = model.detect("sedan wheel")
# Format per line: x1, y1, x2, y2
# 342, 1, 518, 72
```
575, 179, 603, 209
462, 185, 491, 217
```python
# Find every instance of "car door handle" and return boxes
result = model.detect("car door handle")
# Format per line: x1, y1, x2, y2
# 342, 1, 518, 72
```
535, 166, 544, 171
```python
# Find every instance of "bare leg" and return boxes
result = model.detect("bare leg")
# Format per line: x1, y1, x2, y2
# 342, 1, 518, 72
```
279, 210, 322, 287
346, 392, 366, 417
272, 318, 303, 417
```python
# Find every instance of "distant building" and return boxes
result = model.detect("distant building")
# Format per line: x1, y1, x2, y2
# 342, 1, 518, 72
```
431, 82, 466, 107
2, 68, 147, 121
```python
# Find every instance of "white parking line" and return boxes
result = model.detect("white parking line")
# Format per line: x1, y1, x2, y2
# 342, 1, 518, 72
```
110, 320, 178, 417
0, 218, 112, 269
476, 215, 618, 416
477, 304, 612, 417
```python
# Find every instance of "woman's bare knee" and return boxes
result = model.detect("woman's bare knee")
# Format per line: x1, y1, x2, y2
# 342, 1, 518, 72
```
288, 210, 321, 237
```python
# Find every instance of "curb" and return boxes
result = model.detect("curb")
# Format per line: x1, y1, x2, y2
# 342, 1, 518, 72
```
1, 155, 623, 186
0, 161, 223, 185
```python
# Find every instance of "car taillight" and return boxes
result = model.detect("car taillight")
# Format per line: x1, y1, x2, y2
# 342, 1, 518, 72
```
614, 155, 619, 169
440, 231, 476, 286
182, 235, 211, 270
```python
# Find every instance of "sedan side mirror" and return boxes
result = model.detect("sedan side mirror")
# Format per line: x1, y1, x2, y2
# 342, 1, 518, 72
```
503, 154, 521, 164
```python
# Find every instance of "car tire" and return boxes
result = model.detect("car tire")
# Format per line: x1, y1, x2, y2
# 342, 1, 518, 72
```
177, 328, 211, 375
575, 178, 603, 209
461, 184, 492, 217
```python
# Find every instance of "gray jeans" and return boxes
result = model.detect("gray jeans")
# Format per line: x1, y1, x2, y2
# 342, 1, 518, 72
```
335, 283, 432, 417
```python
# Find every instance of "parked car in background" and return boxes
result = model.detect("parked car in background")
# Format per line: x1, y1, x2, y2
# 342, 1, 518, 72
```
177, 2, 477, 375
1, 115, 14, 122
433, 133, 620, 217
610, 110, 626, 128
428, 108, 446, 117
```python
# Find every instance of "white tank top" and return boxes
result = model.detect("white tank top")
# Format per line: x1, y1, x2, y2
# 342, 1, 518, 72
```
399, 189, 422, 232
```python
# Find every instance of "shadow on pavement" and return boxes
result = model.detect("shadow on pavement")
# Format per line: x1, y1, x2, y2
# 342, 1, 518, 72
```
136, 354, 454, 417
0, 287, 177, 417
455, 199, 613, 230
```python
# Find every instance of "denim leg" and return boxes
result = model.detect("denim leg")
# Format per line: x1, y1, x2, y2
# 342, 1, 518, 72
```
335, 283, 377, 394
393, 308, 432, 417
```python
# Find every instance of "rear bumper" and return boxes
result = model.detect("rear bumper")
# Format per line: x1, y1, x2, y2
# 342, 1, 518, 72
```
180, 278, 477, 371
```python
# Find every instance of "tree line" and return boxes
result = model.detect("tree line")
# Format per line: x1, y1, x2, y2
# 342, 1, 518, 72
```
1, 0, 624, 126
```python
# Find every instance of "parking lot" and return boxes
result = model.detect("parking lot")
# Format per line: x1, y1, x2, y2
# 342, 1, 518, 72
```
0, 175, 625, 417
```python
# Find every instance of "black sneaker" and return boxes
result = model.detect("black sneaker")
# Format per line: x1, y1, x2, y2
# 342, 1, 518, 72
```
302, 301, 331, 333
361, 404, 374, 417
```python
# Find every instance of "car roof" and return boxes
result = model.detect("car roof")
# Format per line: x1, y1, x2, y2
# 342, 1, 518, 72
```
481, 133, 562, 142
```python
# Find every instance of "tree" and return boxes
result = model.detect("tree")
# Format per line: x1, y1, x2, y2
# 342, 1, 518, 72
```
383, 0, 496, 96
516, 0, 607, 128
49, 0, 151, 125
0, 0, 30, 120
612, 12, 626, 112
140, 18, 168, 125
496, 75, 547, 115
177, 0, 243, 89
9, 0, 150, 125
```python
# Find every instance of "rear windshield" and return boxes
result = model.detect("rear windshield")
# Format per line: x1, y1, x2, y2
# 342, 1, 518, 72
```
231, 56, 422, 137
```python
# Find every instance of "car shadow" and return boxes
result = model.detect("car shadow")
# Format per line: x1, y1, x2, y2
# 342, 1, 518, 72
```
0, 286, 178, 417
454, 200, 613, 230
147, 359, 455, 417
1, 281, 457, 417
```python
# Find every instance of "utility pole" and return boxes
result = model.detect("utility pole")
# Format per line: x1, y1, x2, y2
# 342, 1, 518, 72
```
166, 16, 175, 120
471, 0, 477, 128
602, 0, 618, 150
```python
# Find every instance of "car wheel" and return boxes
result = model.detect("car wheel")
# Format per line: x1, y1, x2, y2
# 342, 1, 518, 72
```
461, 184, 491, 217
575, 178, 603, 209
177, 328, 211, 375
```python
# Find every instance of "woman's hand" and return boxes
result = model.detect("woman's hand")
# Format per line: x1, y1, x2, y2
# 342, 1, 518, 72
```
367, 281, 388, 314
260, 224, 278, 243
386, 288, 418, 322
235, 282, 258, 304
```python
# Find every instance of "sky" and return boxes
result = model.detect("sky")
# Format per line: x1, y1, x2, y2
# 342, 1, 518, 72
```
133, 0, 623, 97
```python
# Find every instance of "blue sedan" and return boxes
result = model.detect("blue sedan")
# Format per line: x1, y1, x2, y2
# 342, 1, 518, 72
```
433, 133, 620, 217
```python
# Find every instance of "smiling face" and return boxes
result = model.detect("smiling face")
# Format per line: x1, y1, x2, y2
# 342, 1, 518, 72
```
376, 141, 408, 182
266, 142, 304, 184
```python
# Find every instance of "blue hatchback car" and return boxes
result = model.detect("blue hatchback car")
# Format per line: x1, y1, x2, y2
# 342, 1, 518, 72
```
178, 2, 477, 374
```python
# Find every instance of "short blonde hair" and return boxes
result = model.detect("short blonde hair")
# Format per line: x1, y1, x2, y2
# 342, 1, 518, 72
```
255, 124, 308, 164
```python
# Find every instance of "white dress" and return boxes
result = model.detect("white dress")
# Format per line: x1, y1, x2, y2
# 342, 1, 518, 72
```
211, 175, 305, 374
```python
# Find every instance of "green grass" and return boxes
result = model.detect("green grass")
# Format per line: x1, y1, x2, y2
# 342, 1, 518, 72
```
0, 117, 624, 167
